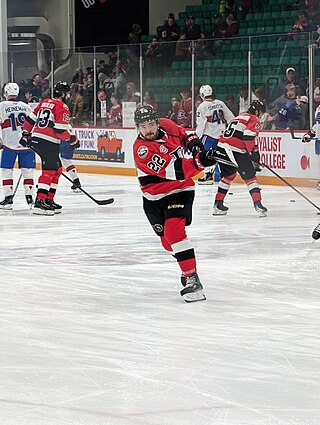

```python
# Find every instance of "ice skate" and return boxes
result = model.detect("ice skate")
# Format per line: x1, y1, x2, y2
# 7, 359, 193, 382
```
180, 273, 206, 303
317, 181, 320, 190
71, 178, 82, 193
254, 200, 267, 217
32, 199, 55, 216
25, 195, 34, 209
45, 199, 62, 214
0, 195, 13, 210
198, 172, 213, 185
212, 200, 228, 215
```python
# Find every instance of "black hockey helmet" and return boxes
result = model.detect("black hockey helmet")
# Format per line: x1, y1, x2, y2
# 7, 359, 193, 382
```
247, 100, 266, 115
53, 81, 70, 98
134, 104, 159, 126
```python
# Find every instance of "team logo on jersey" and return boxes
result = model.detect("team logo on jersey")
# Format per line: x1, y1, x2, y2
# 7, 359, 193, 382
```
255, 123, 260, 131
153, 223, 163, 233
137, 145, 148, 158
159, 145, 168, 154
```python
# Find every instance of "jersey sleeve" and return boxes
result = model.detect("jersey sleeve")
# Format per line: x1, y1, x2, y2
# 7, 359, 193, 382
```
23, 103, 40, 132
244, 116, 260, 153
222, 102, 235, 123
53, 103, 71, 140
195, 104, 206, 137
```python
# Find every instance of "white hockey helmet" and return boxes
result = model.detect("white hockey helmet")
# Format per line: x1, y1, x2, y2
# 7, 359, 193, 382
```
199, 84, 212, 99
4, 82, 19, 99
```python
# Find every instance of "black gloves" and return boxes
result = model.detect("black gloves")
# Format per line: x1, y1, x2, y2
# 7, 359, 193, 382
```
184, 133, 204, 156
19, 131, 32, 148
251, 146, 261, 172
68, 135, 80, 149
198, 149, 217, 167
302, 130, 316, 143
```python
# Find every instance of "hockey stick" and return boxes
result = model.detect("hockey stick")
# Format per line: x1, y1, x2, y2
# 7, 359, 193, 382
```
61, 172, 114, 205
12, 174, 22, 198
289, 128, 316, 141
260, 162, 320, 213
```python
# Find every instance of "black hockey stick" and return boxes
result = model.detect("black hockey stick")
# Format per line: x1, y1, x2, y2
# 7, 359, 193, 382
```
260, 162, 320, 213
289, 128, 316, 140
12, 174, 22, 198
61, 173, 114, 205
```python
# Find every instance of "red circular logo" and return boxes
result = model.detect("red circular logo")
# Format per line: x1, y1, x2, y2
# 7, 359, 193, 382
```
300, 155, 310, 170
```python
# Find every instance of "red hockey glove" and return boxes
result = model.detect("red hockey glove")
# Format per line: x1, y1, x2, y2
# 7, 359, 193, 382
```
184, 133, 204, 156
68, 135, 80, 149
302, 130, 316, 143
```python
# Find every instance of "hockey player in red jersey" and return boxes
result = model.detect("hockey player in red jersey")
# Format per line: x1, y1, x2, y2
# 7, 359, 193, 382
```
133, 104, 220, 302
213, 100, 268, 217
20, 81, 79, 215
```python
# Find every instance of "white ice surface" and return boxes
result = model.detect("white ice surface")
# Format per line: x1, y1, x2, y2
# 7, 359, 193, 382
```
0, 172, 319, 425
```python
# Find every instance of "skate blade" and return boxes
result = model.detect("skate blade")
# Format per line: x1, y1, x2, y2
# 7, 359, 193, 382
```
32, 209, 55, 216
212, 209, 228, 216
198, 181, 214, 185
0, 205, 13, 210
256, 210, 267, 217
182, 290, 206, 303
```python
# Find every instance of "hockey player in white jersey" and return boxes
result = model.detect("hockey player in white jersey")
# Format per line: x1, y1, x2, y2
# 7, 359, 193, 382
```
196, 85, 234, 184
302, 104, 320, 189
0, 83, 35, 209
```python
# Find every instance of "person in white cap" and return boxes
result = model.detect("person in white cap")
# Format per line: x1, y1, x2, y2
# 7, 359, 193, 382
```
277, 67, 305, 97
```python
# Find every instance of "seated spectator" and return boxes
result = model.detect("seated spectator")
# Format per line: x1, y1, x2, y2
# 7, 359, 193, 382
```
143, 89, 158, 110
221, 13, 239, 39
26, 73, 43, 99
67, 83, 84, 125
225, 94, 239, 116
124, 82, 137, 102
182, 15, 202, 41
158, 13, 180, 42
72, 68, 84, 85
212, 13, 227, 39
166, 96, 180, 123
288, 10, 309, 36
277, 67, 305, 97
24, 88, 39, 104
107, 93, 122, 126
297, 95, 309, 129
177, 88, 192, 128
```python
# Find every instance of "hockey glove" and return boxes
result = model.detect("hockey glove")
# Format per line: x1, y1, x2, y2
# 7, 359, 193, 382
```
250, 146, 260, 164
68, 135, 80, 149
198, 149, 218, 167
302, 130, 316, 143
184, 133, 204, 156
19, 131, 32, 148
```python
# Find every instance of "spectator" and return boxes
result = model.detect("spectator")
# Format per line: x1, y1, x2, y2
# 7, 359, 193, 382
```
175, 32, 189, 59
107, 93, 122, 126
182, 15, 202, 41
222, 13, 240, 39
314, 86, 320, 109
124, 82, 137, 102
24, 88, 39, 104
277, 67, 305, 96
67, 83, 84, 125
225, 94, 239, 116
72, 68, 84, 85
97, 89, 108, 126
297, 95, 309, 129
166, 96, 180, 123
82, 73, 94, 122
104, 50, 118, 76
26, 73, 43, 99
239, 84, 259, 114
143, 90, 158, 110
145, 37, 163, 75
212, 13, 227, 39
269, 84, 302, 130
177, 88, 192, 128
288, 10, 309, 37
133, 92, 142, 106
158, 13, 180, 42
125, 57, 139, 87
219, 0, 236, 17
128, 23, 142, 58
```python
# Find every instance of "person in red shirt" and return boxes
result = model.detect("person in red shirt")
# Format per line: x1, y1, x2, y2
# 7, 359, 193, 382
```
213, 100, 268, 217
107, 93, 122, 126
21, 81, 79, 215
133, 104, 220, 302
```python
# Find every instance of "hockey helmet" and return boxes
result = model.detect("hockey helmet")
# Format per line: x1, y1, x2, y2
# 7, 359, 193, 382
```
134, 104, 159, 126
4, 82, 19, 98
53, 81, 70, 98
199, 84, 212, 99
247, 100, 266, 115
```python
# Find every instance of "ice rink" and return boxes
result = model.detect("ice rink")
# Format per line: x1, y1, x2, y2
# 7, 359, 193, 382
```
0, 171, 319, 425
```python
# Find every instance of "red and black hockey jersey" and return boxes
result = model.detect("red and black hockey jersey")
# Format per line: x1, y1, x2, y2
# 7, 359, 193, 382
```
23, 98, 71, 144
218, 112, 261, 154
133, 118, 204, 201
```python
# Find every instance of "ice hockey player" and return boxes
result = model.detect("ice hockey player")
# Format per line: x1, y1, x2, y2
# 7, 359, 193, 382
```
0, 82, 35, 210
20, 81, 79, 215
302, 104, 320, 189
213, 100, 268, 217
196, 84, 234, 184
133, 104, 221, 302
